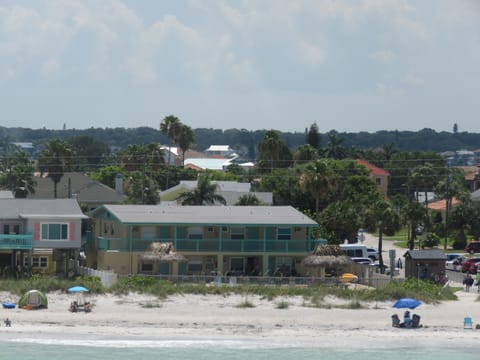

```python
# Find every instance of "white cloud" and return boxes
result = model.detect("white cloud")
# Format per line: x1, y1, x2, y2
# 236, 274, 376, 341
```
297, 40, 325, 67
370, 50, 395, 64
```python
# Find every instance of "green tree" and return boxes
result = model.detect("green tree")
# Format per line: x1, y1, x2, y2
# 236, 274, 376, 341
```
306, 123, 320, 150
68, 135, 110, 171
0, 151, 36, 198
160, 115, 181, 165
364, 200, 402, 271
299, 159, 336, 214
176, 124, 195, 166
38, 139, 74, 198
178, 176, 226, 205
257, 130, 291, 172
293, 144, 319, 164
402, 201, 428, 250
324, 132, 347, 159
235, 194, 261, 205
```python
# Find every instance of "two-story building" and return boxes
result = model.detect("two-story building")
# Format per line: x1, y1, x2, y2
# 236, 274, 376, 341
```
0, 199, 87, 275
88, 204, 320, 277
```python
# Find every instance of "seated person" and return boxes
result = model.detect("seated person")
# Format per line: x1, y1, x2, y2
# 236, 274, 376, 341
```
84, 302, 92, 312
69, 301, 78, 312
403, 311, 412, 328
4, 318, 11, 327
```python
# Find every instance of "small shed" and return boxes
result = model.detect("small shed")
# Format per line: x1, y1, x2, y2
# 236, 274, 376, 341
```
404, 249, 446, 280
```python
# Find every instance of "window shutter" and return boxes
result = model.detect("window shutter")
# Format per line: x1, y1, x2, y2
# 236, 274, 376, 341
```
34, 223, 40, 241
69, 223, 75, 241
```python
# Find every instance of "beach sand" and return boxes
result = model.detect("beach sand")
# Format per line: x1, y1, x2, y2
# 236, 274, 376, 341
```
1, 287, 480, 348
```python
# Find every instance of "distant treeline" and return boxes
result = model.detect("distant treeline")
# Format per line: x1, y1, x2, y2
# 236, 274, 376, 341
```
1, 126, 479, 159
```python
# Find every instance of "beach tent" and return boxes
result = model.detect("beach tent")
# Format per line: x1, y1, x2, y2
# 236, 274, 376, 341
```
18, 289, 48, 309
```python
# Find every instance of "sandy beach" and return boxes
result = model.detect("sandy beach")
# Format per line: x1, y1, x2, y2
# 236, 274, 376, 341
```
1, 234, 478, 349
1, 287, 480, 348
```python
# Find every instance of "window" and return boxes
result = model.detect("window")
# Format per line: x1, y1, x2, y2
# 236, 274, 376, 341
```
41, 223, 68, 240
141, 263, 153, 272
375, 177, 382, 186
207, 227, 214, 232
188, 227, 203, 240
277, 228, 291, 240
230, 227, 244, 240
23, 256, 48, 269
3, 224, 20, 234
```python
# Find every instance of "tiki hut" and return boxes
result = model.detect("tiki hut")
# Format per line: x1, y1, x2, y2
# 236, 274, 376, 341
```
139, 242, 187, 275
301, 244, 352, 278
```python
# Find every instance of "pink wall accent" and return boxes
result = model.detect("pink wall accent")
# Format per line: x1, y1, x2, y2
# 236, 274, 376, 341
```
34, 223, 40, 241
69, 223, 75, 241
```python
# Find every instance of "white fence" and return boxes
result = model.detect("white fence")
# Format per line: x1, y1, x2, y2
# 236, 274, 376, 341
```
78, 266, 118, 287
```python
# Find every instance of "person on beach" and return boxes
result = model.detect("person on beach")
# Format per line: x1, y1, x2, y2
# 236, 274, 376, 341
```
4, 318, 11, 327
463, 273, 474, 292
403, 311, 412, 328
476, 272, 480, 292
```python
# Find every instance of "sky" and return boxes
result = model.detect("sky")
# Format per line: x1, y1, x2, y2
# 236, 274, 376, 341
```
1, 0, 479, 133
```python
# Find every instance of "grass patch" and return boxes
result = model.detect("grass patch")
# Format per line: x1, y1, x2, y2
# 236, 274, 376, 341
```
141, 302, 163, 308
275, 300, 290, 309
236, 300, 255, 308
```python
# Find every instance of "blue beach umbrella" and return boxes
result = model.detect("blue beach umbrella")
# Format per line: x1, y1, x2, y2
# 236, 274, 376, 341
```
68, 286, 89, 293
393, 298, 422, 309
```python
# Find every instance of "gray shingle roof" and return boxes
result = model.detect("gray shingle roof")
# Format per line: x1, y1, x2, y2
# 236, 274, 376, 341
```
98, 205, 317, 226
0, 199, 87, 219
28, 172, 125, 204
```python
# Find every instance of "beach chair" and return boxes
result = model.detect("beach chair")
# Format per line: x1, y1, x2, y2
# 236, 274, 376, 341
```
464, 316, 473, 329
391, 314, 401, 327
412, 314, 422, 328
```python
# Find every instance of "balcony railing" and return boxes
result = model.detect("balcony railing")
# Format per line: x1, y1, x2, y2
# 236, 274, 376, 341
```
97, 236, 318, 254
0, 234, 33, 250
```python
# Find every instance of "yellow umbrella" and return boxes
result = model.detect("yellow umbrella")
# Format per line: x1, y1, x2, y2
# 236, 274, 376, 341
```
339, 273, 358, 283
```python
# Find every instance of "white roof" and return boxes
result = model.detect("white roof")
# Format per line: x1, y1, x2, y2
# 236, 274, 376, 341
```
184, 158, 232, 170
205, 145, 232, 152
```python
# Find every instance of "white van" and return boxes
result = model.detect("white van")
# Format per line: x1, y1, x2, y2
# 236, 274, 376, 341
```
339, 244, 369, 259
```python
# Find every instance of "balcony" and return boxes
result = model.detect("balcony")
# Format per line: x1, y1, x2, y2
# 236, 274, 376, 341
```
0, 234, 33, 250
97, 236, 315, 254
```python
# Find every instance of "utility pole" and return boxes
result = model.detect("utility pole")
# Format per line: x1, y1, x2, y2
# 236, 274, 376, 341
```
444, 164, 451, 250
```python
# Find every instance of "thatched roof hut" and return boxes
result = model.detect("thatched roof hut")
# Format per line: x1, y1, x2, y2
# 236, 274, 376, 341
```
301, 244, 352, 277
139, 242, 187, 274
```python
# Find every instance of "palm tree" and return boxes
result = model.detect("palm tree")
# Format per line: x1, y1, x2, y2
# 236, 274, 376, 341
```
38, 139, 74, 198
257, 130, 291, 172
364, 200, 402, 271
160, 115, 182, 190
160, 115, 181, 166
293, 144, 319, 164
235, 194, 261, 205
402, 201, 428, 250
299, 159, 335, 214
325, 132, 347, 159
178, 176, 226, 205
176, 124, 195, 166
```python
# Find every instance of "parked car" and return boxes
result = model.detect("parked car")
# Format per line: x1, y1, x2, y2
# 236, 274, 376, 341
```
445, 254, 466, 271
461, 257, 480, 273
366, 247, 379, 261
351, 257, 374, 265
465, 241, 480, 253
369, 263, 399, 276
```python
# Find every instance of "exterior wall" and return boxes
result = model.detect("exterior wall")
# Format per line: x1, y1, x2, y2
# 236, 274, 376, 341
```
25, 217, 82, 249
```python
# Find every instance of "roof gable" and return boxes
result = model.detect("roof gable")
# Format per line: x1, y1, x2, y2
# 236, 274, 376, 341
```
356, 159, 390, 176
